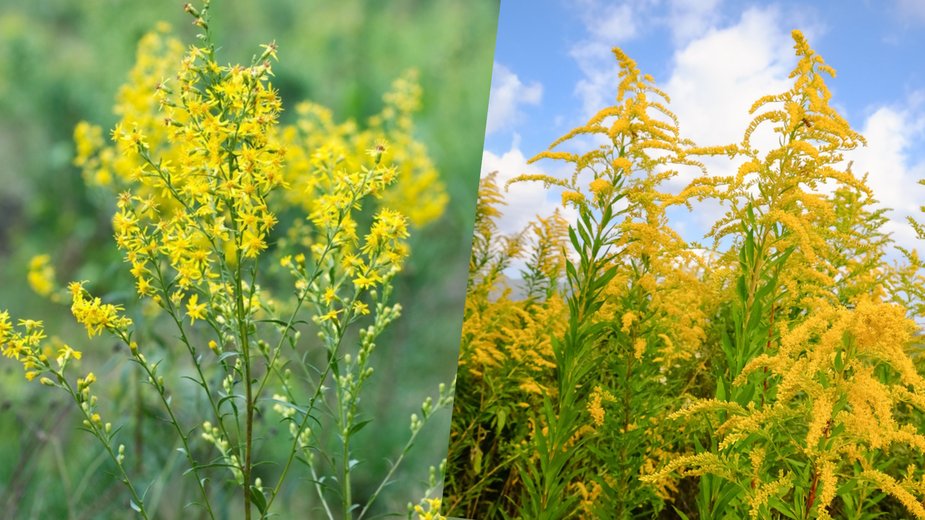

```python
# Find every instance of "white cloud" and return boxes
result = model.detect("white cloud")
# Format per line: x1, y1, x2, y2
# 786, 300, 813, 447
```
665, 7, 793, 150
480, 139, 580, 276
570, 41, 619, 118
847, 102, 925, 253
667, 0, 724, 44
568, 0, 727, 118
575, 0, 637, 42
485, 62, 542, 136
654, 6, 795, 240
897, 0, 925, 24
480, 138, 576, 237
569, 0, 641, 117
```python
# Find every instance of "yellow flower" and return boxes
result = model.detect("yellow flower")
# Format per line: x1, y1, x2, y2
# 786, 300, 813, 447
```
258, 41, 279, 62
27, 254, 56, 298
69, 282, 132, 338
186, 294, 207, 325
633, 337, 647, 360
561, 190, 585, 207
0, 310, 11, 343
621, 311, 637, 333
412, 497, 445, 520
55, 344, 82, 367
136, 276, 153, 297
352, 301, 370, 315
323, 287, 337, 305
589, 178, 612, 196
587, 386, 616, 427
353, 272, 381, 291
0, 312, 51, 382
612, 156, 632, 172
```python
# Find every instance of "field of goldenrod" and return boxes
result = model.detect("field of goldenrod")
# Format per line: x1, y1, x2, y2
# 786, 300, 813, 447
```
444, 31, 925, 519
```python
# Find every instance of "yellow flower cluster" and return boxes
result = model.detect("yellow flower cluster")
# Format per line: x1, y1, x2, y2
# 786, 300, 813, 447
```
447, 27, 925, 520
68, 282, 133, 338
27, 254, 57, 298
108, 36, 284, 305
72, 25, 444, 333
277, 72, 447, 229
520, 43, 720, 368
353, 208, 410, 289
587, 386, 616, 427
677, 29, 874, 311
653, 295, 925, 517
457, 174, 566, 383
448, 40, 726, 519
5, 5, 452, 518
0, 312, 50, 381
412, 497, 445, 520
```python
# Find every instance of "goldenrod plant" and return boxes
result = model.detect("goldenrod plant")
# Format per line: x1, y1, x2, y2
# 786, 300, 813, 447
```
2, 2, 455, 518
445, 30, 925, 519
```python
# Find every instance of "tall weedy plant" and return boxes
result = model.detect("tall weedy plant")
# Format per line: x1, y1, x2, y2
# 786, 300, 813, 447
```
504, 48, 727, 519
644, 30, 925, 520
2, 2, 451, 518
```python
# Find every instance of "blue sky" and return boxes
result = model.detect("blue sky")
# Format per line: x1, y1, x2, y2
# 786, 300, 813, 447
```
482, 0, 925, 256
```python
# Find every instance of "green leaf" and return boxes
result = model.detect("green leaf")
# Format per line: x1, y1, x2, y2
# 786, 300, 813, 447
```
568, 226, 581, 252
472, 445, 483, 475
349, 418, 373, 436
768, 496, 798, 519
714, 480, 742, 515
217, 351, 240, 363
496, 408, 507, 433
250, 485, 268, 515
716, 376, 727, 401
736, 276, 748, 305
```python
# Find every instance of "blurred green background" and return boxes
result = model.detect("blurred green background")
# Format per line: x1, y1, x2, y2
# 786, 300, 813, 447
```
0, 0, 497, 517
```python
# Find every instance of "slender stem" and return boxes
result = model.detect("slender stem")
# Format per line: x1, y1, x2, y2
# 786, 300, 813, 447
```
264, 304, 356, 514
150, 258, 229, 443
262, 161, 380, 516
264, 355, 335, 512
308, 461, 336, 520
117, 331, 216, 520
60, 377, 150, 520
233, 254, 254, 520
134, 367, 144, 473
356, 408, 443, 520
804, 466, 819, 518
341, 422, 352, 517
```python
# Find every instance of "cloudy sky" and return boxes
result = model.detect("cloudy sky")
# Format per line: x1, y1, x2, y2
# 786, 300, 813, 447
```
482, 0, 925, 257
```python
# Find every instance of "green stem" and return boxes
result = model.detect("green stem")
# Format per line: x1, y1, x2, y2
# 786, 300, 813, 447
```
264, 303, 357, 514
60, 377, 150, 520
118, 331, 216, 520
233, 256, 254, 520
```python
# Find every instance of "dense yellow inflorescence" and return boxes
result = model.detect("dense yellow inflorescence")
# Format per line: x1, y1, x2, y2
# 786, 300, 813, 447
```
641, 31, 925, 520
67, 22, 435, 343
447, 28, 925, 520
